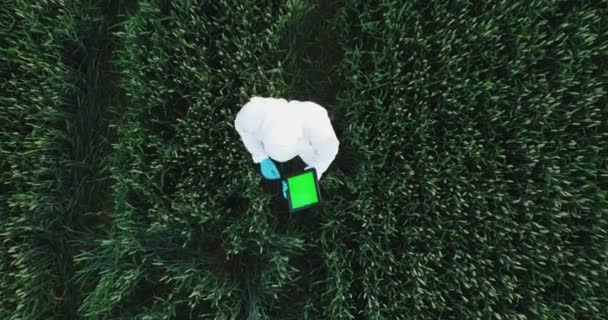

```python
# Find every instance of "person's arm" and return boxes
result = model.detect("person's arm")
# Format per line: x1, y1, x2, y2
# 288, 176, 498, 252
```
235, 98, 268, 163
304, 107, 340, 179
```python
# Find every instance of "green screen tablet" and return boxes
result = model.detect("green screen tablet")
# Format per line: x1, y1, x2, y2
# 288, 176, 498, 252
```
286, 169, 321, 213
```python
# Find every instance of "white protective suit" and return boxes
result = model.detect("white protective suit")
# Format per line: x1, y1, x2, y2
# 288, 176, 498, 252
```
235, 97, 339, 179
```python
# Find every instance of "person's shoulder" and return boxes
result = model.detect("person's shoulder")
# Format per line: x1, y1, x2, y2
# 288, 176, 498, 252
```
289, 100, 328, 115
238, 97, 285, 116
249, 96, 288, 106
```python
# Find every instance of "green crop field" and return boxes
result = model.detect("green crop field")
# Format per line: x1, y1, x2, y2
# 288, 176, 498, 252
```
1, 0, 607, 319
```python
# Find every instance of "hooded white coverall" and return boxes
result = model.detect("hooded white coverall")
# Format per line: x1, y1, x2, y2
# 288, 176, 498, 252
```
235, 97, 339, 179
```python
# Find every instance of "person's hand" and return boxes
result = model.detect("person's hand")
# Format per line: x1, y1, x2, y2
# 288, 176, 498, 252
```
282, 181, 288, 199
260, 158, 281, 180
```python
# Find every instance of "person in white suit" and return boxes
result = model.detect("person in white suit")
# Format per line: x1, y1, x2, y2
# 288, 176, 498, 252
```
235, 97, 339, 190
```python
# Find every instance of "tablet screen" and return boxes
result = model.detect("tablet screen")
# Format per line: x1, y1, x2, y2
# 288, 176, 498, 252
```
287, 170, 320, 212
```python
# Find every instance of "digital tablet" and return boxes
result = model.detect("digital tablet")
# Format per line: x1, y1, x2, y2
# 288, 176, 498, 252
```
285, 168, 321, 213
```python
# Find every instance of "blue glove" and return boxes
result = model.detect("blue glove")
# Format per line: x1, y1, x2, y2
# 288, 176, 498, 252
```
282, 181, 288, 199
260, 158, 281, 180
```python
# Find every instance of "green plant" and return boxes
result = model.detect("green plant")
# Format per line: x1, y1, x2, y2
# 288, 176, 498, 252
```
330, 0, 608, 318
1, 0, 607, 319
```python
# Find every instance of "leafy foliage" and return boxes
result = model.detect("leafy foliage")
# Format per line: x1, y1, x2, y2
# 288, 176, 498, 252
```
332, 0, 608, 318
74, 1, 308, 319
1, 1, 79, 318
1, 0, 607, 319
1, 0, 116, 318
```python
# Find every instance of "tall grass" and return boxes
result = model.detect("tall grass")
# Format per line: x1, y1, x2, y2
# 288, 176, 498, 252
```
1, 0, 607, 319
1, 1, 80, 318
1, 1, 117, 318
329, 0, 608, 318
74, 1, 310, 318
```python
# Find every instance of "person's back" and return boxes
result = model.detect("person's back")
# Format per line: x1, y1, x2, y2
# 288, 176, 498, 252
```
235, 96, 339, 180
